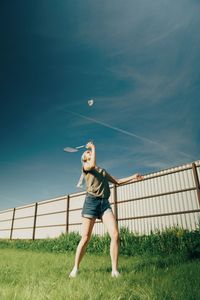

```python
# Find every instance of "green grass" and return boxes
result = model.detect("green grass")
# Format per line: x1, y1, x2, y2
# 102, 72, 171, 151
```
0, 249, 199, 300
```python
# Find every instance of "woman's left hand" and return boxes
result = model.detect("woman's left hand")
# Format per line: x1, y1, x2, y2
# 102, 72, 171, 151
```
86, 141, 95, 149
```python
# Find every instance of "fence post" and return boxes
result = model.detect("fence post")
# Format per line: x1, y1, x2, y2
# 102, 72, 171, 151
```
192, 162, 200, 207
10, 207, 16, 240
66, 195, 70, 233
32, 202, 38, 240
113, 184, 118, 223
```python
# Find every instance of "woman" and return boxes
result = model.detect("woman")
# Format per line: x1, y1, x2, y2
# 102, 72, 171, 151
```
69, 141, 143, 278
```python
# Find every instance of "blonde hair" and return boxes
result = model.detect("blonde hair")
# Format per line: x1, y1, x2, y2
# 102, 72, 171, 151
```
81, 152, 86, 163
81, 150, 91, 163
77, 151, 89, 188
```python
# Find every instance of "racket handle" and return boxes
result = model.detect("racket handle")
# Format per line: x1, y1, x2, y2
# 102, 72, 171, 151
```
76, 145, 85, 149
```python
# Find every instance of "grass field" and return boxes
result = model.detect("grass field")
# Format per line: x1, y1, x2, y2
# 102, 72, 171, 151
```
0, 249, 199, 300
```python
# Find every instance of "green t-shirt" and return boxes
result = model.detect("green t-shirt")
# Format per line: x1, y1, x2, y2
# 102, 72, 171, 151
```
84, 166, 113, 199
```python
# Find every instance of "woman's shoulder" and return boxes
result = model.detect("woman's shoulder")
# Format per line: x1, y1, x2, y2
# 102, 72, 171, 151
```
83, 165, 106, 175
96, 166, 103, 171
96, 166, 108, 176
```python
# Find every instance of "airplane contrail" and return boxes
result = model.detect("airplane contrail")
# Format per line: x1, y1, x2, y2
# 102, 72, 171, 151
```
66, 110, 164, 147
65, 109, 192, 159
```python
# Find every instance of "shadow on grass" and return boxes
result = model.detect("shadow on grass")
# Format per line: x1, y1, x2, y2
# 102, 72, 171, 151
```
128, 254, 200, 274
74, 255, 191, 276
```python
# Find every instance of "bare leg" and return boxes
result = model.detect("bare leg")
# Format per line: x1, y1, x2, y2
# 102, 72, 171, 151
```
102, 211, 119, 276
69, 217, 95, 277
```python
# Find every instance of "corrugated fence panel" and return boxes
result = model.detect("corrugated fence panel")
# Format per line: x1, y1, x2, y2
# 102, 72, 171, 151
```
34, 197, 67, 239
68, 193, 84, 235
12, 228, 33, 239
0, 209, 13, 221
36, 213, 66, 227
69, 193, 85, 210
93, 222, 106, 235
68, 224, 82, 234
37, 197, 66, 215
0, 209, 13, 238
68, 193, 85, 227
35, 226, 66, 239
116, 163, 199, 234
10, 205, 35, 239
14, 217, 35, 229
14, 205, 35, 218
0, 230, 11, 239
0, 220, 12, 231
68, 193, 85, 235
0, 160, 200, 238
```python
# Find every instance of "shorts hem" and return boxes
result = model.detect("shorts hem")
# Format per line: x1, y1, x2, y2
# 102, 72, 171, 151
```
82, 214, 97, 219
102, 208, 112, 216
82, 208, 112, 220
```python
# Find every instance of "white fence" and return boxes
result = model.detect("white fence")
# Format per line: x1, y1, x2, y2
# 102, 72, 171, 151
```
0, 160, 200, 239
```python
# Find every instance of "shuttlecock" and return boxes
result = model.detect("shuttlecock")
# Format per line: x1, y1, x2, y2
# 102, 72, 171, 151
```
88, 99, 94, 106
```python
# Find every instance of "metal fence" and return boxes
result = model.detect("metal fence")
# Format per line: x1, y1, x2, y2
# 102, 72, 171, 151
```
0, 160, 200, 239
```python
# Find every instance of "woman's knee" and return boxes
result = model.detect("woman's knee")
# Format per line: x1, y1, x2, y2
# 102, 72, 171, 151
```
110, 230, 119, 241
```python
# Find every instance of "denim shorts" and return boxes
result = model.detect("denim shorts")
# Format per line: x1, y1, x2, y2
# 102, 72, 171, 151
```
82, 193, 112, 220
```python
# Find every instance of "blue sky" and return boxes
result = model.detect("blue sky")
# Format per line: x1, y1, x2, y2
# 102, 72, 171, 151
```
0, 0, 200, 210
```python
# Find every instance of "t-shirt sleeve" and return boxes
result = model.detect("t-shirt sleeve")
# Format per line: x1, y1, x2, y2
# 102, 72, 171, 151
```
104, 170, 118, 184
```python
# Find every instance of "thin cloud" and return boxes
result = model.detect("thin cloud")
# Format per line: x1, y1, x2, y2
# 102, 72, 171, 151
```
64, 109, 193, 160
65, 109, 166, 146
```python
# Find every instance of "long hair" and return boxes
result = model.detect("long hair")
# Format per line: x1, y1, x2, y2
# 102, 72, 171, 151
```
76, 152, 86, 188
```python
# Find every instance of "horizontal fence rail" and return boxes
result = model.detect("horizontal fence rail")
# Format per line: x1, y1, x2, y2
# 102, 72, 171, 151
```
0, 160, 200, 239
